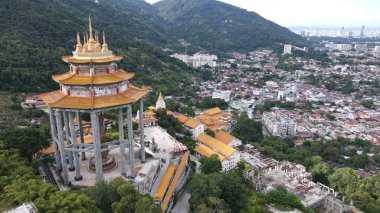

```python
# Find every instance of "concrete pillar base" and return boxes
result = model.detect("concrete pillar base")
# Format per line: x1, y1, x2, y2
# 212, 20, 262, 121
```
74, 175, 83, 181
69, 167, 75, 171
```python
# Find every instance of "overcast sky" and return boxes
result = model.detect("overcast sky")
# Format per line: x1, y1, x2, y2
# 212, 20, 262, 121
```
145, 0, 380, 27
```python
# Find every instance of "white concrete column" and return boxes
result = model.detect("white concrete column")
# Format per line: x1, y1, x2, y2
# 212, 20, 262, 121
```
48, 107, 61, 171
63, 111, 75, 171
77, 112, 86, 160
68, 112, 82, 181
118, 108, 127, 176
139, 99, 146, 163
127, 105, 135, 178
55, 111, 69, 186
91, 111, 104, 182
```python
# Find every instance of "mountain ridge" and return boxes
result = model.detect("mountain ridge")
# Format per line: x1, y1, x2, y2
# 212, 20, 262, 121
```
154, 0, 303, 53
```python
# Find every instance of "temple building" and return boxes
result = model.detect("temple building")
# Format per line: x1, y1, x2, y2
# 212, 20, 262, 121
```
155, 92, 166, 109
40, 16, 149, 185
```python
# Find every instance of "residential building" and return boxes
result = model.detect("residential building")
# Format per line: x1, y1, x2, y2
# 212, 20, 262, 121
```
195, 133, 240, 171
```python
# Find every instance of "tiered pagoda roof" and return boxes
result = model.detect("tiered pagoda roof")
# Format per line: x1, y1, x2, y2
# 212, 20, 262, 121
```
40, 16, 149, 110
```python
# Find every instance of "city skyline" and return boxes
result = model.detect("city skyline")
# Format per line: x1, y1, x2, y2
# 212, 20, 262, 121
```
145, 0, 380, 27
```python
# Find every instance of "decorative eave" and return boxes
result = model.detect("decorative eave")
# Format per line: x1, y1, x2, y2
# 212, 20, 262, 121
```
52, 69, 135, 85
62, 55, 123, 64
39, 86, 149, 110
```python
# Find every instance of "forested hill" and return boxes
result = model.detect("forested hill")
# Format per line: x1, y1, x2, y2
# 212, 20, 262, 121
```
154, 0, 303, 54
0, 0, 302, 92
0, 0, 189, 93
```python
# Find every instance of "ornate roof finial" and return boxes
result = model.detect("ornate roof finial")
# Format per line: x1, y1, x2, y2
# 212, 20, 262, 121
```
82, 32, 88, 53
89, 15, 94, 41
76, 32, 82, 46
87, 15, 95, 51
101, 31, 109, 52
94, 31, 102, 52
75, 32, 83, 53
158, 92, 164, 100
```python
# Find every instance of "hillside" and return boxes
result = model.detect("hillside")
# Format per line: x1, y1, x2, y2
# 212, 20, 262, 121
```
154, 0, 303, 53
0, 0, 303, 93
0, 0, 190, 93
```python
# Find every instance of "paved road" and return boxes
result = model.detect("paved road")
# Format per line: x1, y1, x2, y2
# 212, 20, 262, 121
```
171, 191, 190, 213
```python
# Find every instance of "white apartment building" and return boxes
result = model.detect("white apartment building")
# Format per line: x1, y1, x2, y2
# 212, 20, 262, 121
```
325, 43, 352, 51
171, 53, 218, 68
283, 44, 292, 55
262, 111, 297, 137
212, 90, 231, 102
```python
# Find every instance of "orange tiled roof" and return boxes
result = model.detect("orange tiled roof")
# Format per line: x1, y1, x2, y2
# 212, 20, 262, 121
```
184, 118, 201, 129
161, 151, 189, 213
62, 55, 123, 63
38, 134, 93, 155
202, 107, 222, 116
39, 86, 148, 109
215, 131, 236, 145
176, 114, 189, 124
154, 165, 176, 202
143, 110, 156, 116
52, 69, 134, 85
196, 133, 236, 158
195, 144, 225, 161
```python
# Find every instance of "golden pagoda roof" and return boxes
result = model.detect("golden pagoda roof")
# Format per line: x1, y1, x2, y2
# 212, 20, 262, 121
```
143, 110, 156, 116
196, 133, 236, 158
184, 118, 201, 129
202, 107, 222, 116
52, 69, 135, 85
215, 131, 236, 145
161, 151, 189, 212
195, 144, 225, 161
39, 85, 148, 109
175, 114, 189, 124
154, 165, 176, 202
62, 55, 123, 64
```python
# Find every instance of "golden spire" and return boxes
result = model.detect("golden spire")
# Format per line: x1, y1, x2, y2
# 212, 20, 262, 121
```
89, 15, 94, 41
101, 31, 109, 52
94, 31, 101, 52
82, 33, 87, 53
75, 32, 83, 53
158, 92, 164, 100
87, 15, 95, 51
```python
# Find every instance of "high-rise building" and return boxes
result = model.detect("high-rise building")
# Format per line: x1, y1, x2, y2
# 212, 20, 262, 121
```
283, 44, 292, 55
360, 26, 365, 38
262, 111, 297, 137
40, 16, 149, 185
348, 31, 353, 38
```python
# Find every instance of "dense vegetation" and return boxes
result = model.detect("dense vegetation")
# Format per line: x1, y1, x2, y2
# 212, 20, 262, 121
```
0, 0, 191, 93
0, 0, 302, 93
154, 0, 303, 54
0, 140, 160, 212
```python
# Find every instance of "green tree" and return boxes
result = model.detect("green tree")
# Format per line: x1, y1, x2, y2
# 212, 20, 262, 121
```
196, 197, 231, 213
0, 127, 49, 161
328, 168, 359, 198
204, 128, 215, 137
200, 155, 222, 174
361, 100, 374, 109
35, 191, 99, 213
231, 112, 262, 143
187, 173, 222, 210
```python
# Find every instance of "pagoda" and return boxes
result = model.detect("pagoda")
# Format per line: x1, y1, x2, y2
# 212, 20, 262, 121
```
40, 16, 149, 185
